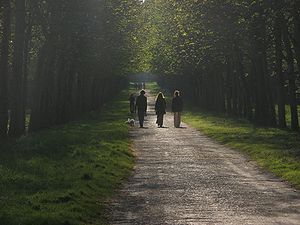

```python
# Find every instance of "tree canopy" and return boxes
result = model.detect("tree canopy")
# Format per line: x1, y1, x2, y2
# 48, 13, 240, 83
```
129, 0, 300, 130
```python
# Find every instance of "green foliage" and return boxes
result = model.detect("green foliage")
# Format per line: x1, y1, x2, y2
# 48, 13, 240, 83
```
129, 0, 300, 129
183, 109, 300, 189
0, 90, 134, 225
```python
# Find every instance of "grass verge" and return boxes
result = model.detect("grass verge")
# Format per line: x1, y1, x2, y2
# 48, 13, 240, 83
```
0, 90, 134, 225
183, 109, 300, 189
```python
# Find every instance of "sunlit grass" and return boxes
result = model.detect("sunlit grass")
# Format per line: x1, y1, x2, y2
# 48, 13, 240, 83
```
275, 105, 300, 128
0, 90, 134, 225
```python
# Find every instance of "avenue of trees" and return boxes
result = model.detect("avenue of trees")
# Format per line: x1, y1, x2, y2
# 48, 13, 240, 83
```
1, 0, 299, 138
130, 0, 300, 130
0, 0, 141, 138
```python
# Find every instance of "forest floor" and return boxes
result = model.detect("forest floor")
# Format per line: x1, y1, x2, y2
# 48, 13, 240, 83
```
108, 88, 300, 225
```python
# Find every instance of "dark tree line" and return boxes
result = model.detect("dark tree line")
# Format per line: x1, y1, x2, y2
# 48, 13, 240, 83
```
134, 0, 300, 130
0, 0, 139, 138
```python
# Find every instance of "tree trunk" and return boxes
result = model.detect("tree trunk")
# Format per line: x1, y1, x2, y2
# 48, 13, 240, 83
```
275, 14, 287, 128
217, 66, 226, 113
23, 22, 33, 132
29, 45, 48, 132
250, 4, 276, 126
0, 0, 11, 138
292, 2, 300, 69
235, 46, 252, 120
8, 0, 26, 137
225, 58, 233, 115
282, 24, 299, 131
231, 69, 238, 116
29, 42, 57, 132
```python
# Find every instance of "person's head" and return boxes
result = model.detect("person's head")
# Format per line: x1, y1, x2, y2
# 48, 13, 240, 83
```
156, 92, 164, 101
174, 90, 180, 97
140, 89, 145, 95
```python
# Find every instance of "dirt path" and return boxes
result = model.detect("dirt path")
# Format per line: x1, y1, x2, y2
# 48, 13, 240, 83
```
109, 91, 300, 225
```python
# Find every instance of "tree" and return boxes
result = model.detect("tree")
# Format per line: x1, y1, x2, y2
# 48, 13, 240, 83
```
8, 0, 26, 137
0, 0, 11, 138
274, 10, 287, 128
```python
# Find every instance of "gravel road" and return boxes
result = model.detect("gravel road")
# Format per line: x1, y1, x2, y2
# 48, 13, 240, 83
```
109, 91, 300, 225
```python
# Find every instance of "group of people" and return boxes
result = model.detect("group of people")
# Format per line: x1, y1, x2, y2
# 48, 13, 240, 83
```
129, 89, 183, 128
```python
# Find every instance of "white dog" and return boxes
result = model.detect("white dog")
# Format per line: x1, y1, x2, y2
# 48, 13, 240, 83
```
125, 118, 135, 127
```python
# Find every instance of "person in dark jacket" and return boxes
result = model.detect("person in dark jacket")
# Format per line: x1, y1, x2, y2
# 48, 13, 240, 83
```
171, 90, 183, 128
129, 93, 135, 114
135, 90, 147, 128
155, 92, 166, 128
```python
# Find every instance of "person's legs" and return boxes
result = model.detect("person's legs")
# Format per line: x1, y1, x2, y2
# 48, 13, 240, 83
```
157, 114, 163, 127
160, 114, 164, 127
138, 111, 145, 127
178, 112, 181, 127
174, 112, 180, 128
173, 113, 176, 127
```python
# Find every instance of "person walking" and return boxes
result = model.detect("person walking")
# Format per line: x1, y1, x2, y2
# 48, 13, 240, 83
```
171, 90, 183, 128
155, 92, 166, 128
135, 90, 147, 128
129, 93, 135, 114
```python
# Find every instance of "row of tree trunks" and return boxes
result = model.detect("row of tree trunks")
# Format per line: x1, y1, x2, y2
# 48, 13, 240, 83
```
29, 42, 57, 132
0, 0, 138, 138
151, 0, 299, 131
223, 47, 253, 120
29, 42, 119, 131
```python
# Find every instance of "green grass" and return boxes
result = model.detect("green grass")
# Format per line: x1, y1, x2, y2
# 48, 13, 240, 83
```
0, 90, 134, 225
183, 109, 300, 189
146, 82, 162, 94
275, 105, 300, 128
